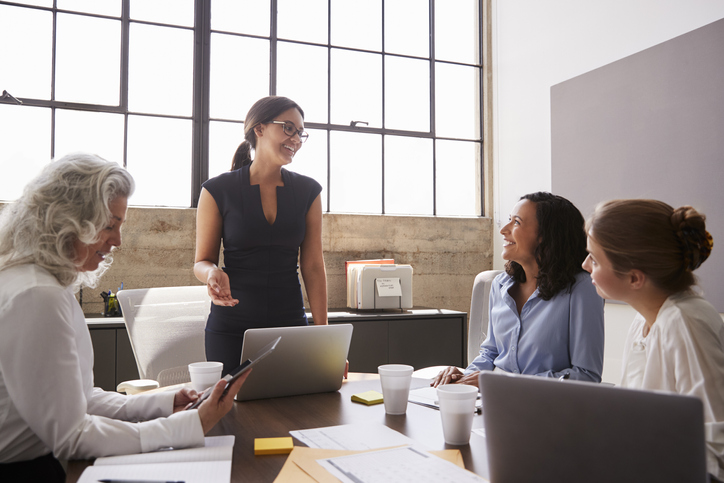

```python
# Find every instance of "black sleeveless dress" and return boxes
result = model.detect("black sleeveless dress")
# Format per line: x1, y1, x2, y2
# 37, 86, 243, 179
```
201, 164, 322, 373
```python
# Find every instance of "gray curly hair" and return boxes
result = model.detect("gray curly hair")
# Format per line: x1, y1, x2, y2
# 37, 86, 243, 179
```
0, 152, 135, 288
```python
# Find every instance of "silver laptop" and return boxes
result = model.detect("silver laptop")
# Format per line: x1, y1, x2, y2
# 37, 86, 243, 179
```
235, 324, 353, 401
479, 371, 707, 483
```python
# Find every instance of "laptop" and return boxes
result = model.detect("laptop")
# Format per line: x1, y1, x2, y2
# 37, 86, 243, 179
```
479, 371, 707, 483
235, 324, 353, 401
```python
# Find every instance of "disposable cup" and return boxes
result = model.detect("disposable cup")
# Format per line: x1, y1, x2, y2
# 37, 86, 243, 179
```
188, 361, 223, 393
436, 384, 478, 445
378, 364, 414, 415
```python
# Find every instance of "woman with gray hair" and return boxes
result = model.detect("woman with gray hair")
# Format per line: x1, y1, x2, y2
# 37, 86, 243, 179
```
0, 153, 248, 482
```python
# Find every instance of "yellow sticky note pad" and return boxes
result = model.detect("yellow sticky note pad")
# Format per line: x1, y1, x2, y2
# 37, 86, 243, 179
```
351, 390, 384, 406
254, 437, 294, 455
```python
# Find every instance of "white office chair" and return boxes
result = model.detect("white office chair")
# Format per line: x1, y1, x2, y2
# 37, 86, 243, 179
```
411, 269, 503, 380
115, 286, 211, 394
467, 269, 503, 366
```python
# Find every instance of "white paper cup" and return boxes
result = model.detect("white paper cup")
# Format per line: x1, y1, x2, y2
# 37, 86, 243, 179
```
378, 364, 414, 415
188, 361, 223, 392
436, 384, 478, 445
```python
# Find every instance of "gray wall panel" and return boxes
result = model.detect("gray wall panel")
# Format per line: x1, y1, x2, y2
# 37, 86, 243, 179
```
552, 17, 724, 311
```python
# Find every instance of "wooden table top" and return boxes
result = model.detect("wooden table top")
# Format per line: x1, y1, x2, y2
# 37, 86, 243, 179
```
65, 373, 489, 482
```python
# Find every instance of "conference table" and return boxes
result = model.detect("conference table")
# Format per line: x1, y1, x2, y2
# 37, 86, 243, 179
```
65, 373, 490, 482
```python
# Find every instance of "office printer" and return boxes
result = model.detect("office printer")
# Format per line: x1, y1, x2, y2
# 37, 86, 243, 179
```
346, 263, 413, 310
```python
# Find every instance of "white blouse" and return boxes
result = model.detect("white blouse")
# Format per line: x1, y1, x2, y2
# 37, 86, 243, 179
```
0, 264, 204, 463
620, 290, 724, 479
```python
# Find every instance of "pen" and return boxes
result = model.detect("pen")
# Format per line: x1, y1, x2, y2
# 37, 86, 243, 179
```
98, 479, 185, 483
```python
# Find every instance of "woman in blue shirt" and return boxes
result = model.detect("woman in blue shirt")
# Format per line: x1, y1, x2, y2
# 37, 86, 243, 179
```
433, 192, 605, 387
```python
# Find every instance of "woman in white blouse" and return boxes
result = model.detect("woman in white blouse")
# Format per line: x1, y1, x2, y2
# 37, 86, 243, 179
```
583, 199, 723, 481
0, 153, 248, 482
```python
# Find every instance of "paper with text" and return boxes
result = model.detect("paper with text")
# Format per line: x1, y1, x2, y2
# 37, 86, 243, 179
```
317, 445, 488, 483
290, 423, 418, 451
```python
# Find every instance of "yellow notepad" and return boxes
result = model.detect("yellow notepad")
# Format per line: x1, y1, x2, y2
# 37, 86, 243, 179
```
351, 390, 384, 405
254, 437, 294, 455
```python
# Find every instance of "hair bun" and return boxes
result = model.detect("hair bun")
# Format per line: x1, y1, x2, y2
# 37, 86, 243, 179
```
671, 206, 713, 271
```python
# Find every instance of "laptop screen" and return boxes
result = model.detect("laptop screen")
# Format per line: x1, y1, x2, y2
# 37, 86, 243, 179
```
235, 324, 353, 401
479, 371, 707, 483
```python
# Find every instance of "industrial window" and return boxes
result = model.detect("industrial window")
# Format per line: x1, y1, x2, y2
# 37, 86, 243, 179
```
0, 0, 484, 216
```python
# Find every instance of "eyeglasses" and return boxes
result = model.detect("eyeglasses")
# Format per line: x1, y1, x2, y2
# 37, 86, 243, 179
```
268, 120, 309, 143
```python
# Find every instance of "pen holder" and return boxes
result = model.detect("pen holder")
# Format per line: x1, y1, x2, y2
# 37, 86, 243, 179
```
101, 291, 122, 317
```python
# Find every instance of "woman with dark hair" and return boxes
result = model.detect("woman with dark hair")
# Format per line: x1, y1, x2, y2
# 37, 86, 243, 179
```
433, 192, 605, 387
0, 154, 246, 482
583, 199, 722, 480
194, 96, 328, 374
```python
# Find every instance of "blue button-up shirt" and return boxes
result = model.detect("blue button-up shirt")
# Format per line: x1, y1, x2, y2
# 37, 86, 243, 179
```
466, 271, 605, 382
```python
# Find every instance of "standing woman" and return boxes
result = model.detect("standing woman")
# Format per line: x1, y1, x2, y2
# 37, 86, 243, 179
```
583, 199, 723, 480
195, 96, 328, 374
433, 192, 605, 387
0, 154, 246, 482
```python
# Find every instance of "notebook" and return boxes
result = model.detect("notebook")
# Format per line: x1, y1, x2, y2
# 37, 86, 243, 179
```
235, 324, 353, 401
479, 371, 708, 483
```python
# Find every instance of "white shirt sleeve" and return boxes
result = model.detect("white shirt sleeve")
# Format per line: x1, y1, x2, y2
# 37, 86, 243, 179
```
0, 283, 204, 461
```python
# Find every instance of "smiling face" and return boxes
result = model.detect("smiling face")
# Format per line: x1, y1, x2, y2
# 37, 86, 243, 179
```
73, 197, 128, 272
582, 233, 630, 302
500, 199, 540, 268
254, 107, 305, 167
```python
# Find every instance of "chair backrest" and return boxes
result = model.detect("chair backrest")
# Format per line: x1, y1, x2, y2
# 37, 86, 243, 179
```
467, 269, 503, 365
117, 286, 211, 381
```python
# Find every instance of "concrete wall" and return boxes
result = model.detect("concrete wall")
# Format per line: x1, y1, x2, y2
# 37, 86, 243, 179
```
78, 207, 494, 317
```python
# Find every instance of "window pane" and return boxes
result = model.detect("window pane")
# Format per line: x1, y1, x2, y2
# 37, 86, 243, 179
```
56, 14, 120, 105
0, 105, 50, 201
385, 56, 430, 131
0, 6, 52, 100
435, 0, 479, 64
210, 34, 269, 121
330, 50, 382, 127
277, 42, 328, 124
7, 0, 51, 6
126, 115, 192, 207
436, 140, 479, 216
130, 0, 193, 27
54, 110, 125, 164
331, 0, 381, 51
58, 0, 121, 17
330, 131, 381, 213
278, 0, 327, 44
435, 63, 480, 140
208, 120, 242, 179
384, 136, 433, 215
384, 0, 428, 57
286, 128, 328, 212
129, 23, 193, 116
211, 0, 270, 36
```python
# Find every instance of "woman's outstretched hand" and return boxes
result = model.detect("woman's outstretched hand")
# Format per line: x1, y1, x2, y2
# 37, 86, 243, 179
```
206, 268, 239, 306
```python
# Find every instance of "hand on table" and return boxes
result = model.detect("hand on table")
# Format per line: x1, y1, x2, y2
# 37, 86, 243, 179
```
431, 367, 481, 388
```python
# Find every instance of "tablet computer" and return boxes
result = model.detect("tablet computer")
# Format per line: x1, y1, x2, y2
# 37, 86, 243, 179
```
187, 336, 281, 410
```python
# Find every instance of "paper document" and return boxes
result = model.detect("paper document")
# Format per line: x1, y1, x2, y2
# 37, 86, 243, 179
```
317, 445, 488, 483
77, 460, 231, 483
274, 447, 469, 483
409, 386, 482, 411
290, 423, 418, 450
77, 435, 234, 483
